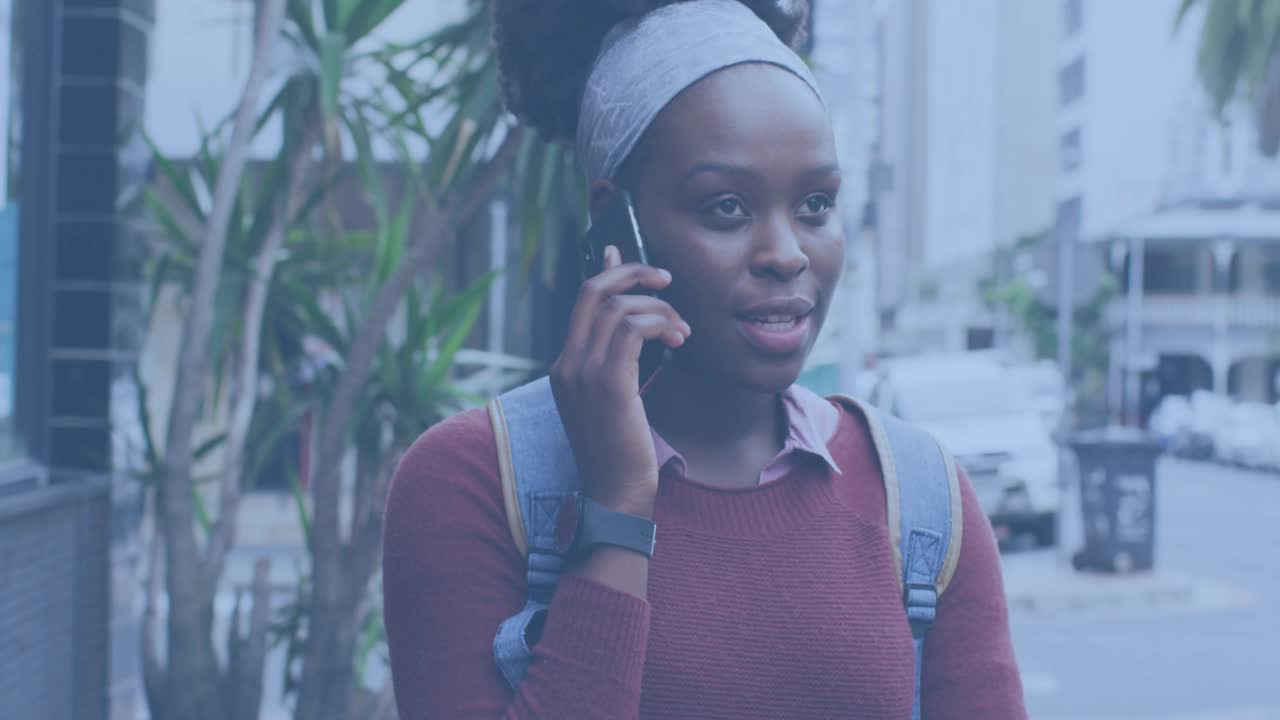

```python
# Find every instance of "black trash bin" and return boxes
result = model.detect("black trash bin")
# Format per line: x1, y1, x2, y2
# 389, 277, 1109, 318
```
1069, 427, 1163, 573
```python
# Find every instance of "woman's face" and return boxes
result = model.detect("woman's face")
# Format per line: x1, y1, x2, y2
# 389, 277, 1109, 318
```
593, 63, 845, 393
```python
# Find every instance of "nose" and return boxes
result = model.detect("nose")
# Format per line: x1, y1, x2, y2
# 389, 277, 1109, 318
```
749, 213, 809, 281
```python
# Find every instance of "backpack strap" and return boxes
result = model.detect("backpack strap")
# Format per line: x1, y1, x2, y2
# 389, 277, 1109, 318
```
487, 376, 580, 688
829, 394, 963, 720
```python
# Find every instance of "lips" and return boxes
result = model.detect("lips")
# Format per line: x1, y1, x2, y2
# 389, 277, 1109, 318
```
734, 297, 815, 356
736, 297, 816, 320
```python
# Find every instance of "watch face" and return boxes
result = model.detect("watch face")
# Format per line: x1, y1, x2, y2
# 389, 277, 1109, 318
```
553, 495, 580, 556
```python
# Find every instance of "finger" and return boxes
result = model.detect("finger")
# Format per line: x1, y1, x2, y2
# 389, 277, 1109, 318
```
565, 264, 674, 348
605, 245, 621, 269
603, 314, 687, 383
586, 297, 688, 368
592, 262, 672, 296
582, 312, 685, 382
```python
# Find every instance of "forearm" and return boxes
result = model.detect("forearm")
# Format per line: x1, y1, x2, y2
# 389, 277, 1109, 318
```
502, 575, 651, 720
564, 491, 655, 600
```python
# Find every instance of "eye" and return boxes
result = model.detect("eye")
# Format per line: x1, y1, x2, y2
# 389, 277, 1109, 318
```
799, 193, 835, 216
708, 196, 748, 218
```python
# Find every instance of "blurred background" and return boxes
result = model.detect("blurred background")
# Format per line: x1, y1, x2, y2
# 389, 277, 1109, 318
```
0, 0, 1276, 719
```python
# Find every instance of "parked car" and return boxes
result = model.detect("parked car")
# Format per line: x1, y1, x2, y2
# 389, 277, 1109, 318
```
1214, 402, 1280, 471
1004, 360, 1067, 432
1149, 394, 1196, 454
867, 353, 1061, 547
1185, 390, 1234, 461
1148, 391, 1280, 472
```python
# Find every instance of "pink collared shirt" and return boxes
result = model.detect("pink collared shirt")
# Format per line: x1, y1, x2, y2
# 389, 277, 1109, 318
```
650, 383, 843, 485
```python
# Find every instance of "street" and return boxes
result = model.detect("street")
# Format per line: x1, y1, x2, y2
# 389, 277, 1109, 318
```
1007, 458, 1280, 720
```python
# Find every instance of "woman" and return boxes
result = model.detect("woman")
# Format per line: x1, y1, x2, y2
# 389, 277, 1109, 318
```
382, 1, 1028, 718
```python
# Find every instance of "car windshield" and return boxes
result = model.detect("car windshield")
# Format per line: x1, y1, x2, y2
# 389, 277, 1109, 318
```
894, 375, 1033, 422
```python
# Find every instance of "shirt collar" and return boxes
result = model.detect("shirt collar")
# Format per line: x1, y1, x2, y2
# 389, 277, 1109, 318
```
650, 383, 843, 477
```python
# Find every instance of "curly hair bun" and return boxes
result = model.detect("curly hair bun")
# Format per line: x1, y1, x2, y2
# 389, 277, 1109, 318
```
492, 0, 810, 144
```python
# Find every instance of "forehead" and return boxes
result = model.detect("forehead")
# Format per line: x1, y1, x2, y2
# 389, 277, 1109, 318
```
639, 63, 836, 174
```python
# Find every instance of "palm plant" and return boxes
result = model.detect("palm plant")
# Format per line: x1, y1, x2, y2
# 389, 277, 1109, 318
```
1177, 0, 1280, 155
139, 1, 582, 719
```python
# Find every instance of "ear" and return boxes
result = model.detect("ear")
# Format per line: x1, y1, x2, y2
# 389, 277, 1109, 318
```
588, 179, 622, 225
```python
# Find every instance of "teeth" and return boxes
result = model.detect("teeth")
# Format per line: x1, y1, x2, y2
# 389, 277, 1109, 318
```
749, 315, 799, 330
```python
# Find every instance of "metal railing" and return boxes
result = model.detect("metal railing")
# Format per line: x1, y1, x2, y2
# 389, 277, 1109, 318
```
0, 477, 109, 720
1107, 294, 1280, 330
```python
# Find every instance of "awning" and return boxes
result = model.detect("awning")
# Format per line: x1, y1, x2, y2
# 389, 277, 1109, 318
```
1104, 203, 1280, 242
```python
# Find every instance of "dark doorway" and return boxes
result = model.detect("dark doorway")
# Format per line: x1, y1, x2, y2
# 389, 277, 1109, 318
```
966, 326, 995, 350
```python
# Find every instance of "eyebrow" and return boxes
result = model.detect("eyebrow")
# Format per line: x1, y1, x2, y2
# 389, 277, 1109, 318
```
680, 161, 842, 183
681, 162, 757, 182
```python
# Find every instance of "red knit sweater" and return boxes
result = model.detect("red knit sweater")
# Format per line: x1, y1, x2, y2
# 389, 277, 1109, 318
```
382, 404, 1027, 719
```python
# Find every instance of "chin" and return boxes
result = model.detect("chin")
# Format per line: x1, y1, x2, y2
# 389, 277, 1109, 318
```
671, 346, 806, 394
726, 355, 809, 394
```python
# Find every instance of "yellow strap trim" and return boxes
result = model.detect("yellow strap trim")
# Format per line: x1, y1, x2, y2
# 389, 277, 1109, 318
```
937, 442, 964, 594
828, 394, 904, 587
487, 398, 528, 558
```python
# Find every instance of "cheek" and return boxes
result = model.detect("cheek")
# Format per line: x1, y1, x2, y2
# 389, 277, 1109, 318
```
645, 225, 732, 313
808, 230, 846, 291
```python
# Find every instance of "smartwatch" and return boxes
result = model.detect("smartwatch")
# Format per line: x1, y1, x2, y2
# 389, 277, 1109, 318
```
554, 494, 657, 561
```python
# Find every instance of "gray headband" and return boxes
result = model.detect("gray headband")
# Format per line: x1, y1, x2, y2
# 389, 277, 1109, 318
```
576, 0, 824, 181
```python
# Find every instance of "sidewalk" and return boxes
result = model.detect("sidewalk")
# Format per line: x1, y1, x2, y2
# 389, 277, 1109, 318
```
1001, 549, 1255, 619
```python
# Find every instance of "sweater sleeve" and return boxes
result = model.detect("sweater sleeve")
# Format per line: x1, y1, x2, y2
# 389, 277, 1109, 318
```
920, 467, 1029, 719
381, 408, 651, 720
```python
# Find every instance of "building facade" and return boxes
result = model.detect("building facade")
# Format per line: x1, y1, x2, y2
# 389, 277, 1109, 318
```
874, 0, 1060, 358
795, 0, 880, 395
1057, 0, 1280, 423
0, 1, 155, 718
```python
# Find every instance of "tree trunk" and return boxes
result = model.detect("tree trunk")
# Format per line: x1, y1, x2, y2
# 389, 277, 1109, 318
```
293, 443, 387, 720
150, 1, 286, 718
161, 582, 226, 720
295, 594, 363, 720
293, 127, 524, 720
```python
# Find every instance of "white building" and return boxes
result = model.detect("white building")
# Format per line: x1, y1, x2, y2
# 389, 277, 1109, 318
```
1057, 0, 1280, 421
874, 0, 1060, 356
800, 0, 881, 395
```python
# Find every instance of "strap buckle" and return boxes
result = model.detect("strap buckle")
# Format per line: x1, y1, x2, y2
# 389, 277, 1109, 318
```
903, 582, 938, 639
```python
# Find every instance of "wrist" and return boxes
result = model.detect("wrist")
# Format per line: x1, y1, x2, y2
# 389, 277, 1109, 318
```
557, 493, 657, 564
588, 489, 656, 519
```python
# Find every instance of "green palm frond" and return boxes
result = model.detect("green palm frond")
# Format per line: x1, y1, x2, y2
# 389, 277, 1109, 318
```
1179, 0, 1280, 154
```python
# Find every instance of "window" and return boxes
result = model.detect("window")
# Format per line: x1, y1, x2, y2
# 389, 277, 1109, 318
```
1056, 196, 1082, 244
1143, 250, 1197, 294
1060, 128, 1082, 171
1064, 0, 1083, 36
966, 327, 995, 350
1212, 250, 1243, 293
1264, 250, 1280, 294
1059, 58, 1085, 106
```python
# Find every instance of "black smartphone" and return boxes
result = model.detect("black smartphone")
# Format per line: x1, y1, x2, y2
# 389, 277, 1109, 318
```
582, 189, 670, 391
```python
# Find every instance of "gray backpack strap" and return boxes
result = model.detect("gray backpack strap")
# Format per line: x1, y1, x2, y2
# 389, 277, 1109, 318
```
487, 376, 580, 688
830, 395, 962, 720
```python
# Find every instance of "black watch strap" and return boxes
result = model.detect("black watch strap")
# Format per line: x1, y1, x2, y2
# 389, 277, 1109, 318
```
560, 495, 657, 560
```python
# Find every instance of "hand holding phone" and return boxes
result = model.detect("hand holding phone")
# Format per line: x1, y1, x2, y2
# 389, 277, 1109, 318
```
581, 190, 675, 392
549, 213, 690, 518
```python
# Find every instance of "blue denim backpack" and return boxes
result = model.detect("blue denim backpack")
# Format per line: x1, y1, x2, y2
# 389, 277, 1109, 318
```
485, 376, 963, 720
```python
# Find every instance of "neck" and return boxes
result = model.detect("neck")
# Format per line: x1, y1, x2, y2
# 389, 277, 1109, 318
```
642, 362, 783, 456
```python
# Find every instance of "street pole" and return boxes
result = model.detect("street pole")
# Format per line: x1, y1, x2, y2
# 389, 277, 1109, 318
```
1211, 237, 1235, 396
1056, 226, 1075, 425
1055, 219, 1076, 565
1125, 236, 1145, 425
